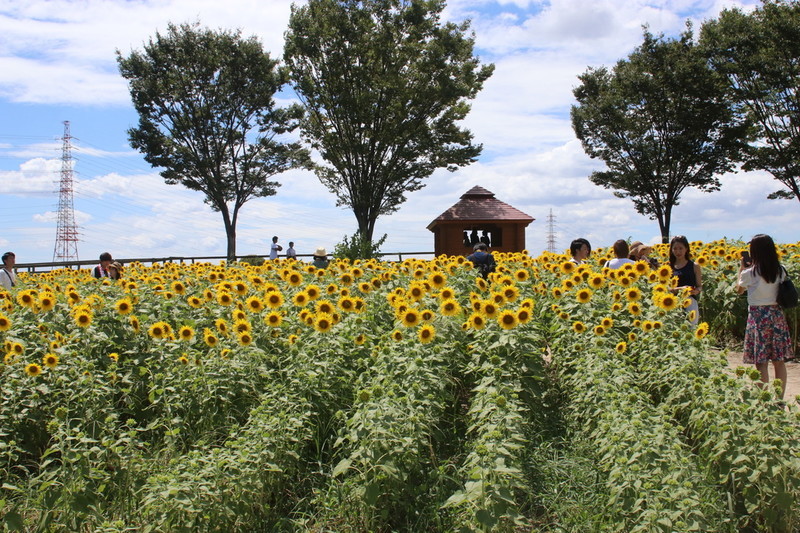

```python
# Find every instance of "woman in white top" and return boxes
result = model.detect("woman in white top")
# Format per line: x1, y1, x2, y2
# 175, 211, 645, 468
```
736, 234, 792, 400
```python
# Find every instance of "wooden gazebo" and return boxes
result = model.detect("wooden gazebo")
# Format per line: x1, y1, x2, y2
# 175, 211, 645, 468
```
427, 186, 534, 257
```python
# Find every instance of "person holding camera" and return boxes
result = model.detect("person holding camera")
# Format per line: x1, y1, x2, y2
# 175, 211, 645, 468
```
736, 234, 792, 401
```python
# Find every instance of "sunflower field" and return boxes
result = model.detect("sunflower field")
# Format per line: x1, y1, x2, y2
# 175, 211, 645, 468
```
1, 239, 799, 532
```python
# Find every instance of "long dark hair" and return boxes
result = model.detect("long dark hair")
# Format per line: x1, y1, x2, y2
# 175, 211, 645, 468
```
749, 234, 781, 283
668, 235, 691, 267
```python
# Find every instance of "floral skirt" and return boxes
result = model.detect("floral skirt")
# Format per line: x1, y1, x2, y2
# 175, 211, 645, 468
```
743, 305, 793, 364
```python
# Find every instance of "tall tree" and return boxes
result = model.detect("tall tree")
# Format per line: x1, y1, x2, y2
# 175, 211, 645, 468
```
284, 0, 494, 244
701, 0, 800, 203
571, 28, 750, 243
117, 23, 310, 260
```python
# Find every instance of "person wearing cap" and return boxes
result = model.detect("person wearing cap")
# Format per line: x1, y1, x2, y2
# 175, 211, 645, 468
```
312, 247, 329, 269
93, 252, 114, 278
1, 251, 17, 290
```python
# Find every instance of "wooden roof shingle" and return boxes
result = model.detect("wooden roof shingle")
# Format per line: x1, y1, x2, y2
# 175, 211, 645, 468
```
427, 186, 534, 230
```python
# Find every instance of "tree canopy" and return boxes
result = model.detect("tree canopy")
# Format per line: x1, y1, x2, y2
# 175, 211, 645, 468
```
284, 0, 494, 244
117, 23, 310, 260
701, 0, 800, 203
571, 28, 750, 243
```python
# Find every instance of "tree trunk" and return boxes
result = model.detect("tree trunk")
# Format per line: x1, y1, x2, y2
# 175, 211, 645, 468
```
657, 210, 670, 244
220, 205, 237, 262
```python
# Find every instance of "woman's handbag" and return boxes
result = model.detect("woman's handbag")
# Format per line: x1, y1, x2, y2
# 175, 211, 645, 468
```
778, 267, 799, 309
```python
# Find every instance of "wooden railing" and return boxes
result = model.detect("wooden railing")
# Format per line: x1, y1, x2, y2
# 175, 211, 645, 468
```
14, 252, 436, 273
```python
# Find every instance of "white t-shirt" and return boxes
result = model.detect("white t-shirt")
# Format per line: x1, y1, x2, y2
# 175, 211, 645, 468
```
270, 242, 280, 260
0, 268, 16, 290
738, 266, 784, 306
604, 258, 634, 270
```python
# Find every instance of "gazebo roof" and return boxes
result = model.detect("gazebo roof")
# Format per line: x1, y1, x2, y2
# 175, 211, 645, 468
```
427, 186, 534, 230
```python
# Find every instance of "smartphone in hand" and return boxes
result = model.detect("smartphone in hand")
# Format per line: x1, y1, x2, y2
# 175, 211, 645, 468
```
741, 250, 752, 267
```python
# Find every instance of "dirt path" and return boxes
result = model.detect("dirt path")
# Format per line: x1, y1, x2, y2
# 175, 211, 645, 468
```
723, 350, 800, 401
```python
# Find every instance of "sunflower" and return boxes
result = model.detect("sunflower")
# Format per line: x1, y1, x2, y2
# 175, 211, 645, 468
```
656, 265, 672, 282
615, 341, 627, 354
490, 291, 507, 305
576, 288, 593, 304
303, 284, 320, 301
468, 312, 486, 330
407, 283, 426, 301
178, 355, 190, 365
588, 274, 605, 289
391, 329, 404, 341
416, 324, 435, 344
108, 352, 119, 362
420, 309, 435, 322
514, 269, 530, 282
288, 334, 299, 345
475, 277, 488, 291
74, 309, 93, 328
292, 291, 310, 307
655, 293, 679, 312
237, 331, 254, 346
216, 292, 234, 306
39, 293, 56, 312
245, 296, 264, 313
551, 287, 564, 298
178, 326, 195, 342
438, 287, 456, 300
17, 290, 36, 308
233, 320, 252, 335
313, 313, 334, 333
43, 353, 59, 368
628, 332, 638, 342
641, 320, 655, 332
481, 301, 500, 319
694, 322, 709, 340
400, 308, 421, 328
171, 281, 187, 295
316, 299, 335, 315
572, 321, 587, 334
0, 314, 10, 331
148, 321, 169, 339
233, 281, 248, 296
627, 302, 642, 316
559, 261, 576, 274
338, 296, 356, 313
601, 317, 613, 328
354, 333, 367, 345
25, 363, 42, 377
339, 273, 353, 285
593, 325, 606, 336
264, 312, 283, 327
440, 298, 462, 317
624, 288, 641, 302
129, 315, 141, 332
264, 291, 285, 309
498, 310, 519, 330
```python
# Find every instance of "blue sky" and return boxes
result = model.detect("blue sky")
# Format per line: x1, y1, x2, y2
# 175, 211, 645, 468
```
2, 0, 796, 265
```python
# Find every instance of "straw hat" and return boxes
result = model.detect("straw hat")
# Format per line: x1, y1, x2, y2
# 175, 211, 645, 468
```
313, 247, 327, 257
630, 243, 652, 257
